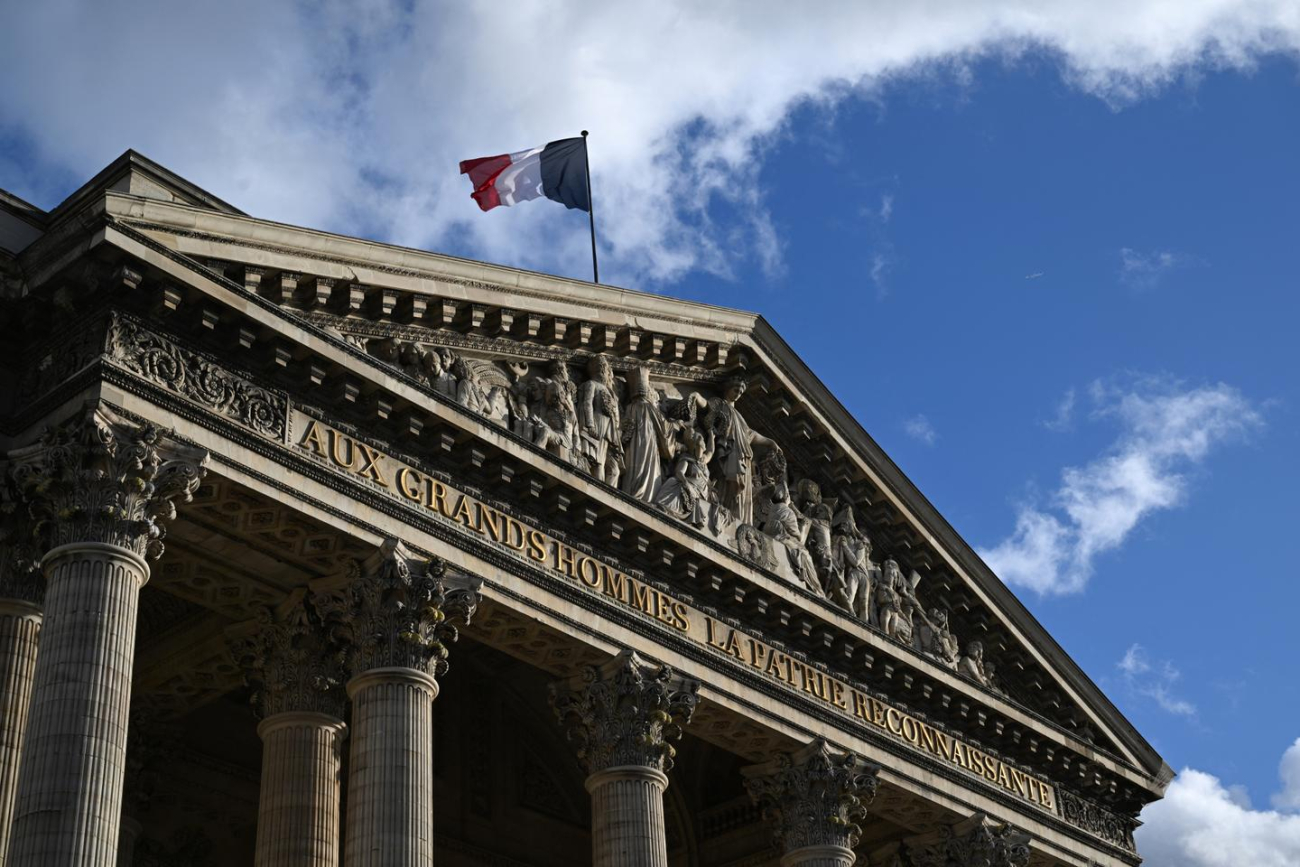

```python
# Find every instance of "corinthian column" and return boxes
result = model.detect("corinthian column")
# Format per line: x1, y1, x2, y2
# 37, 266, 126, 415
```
0, 487, 43, 867
4, 405, 207, 867
233, 592, 350, 867
742, 739, 880, 867
314, 540, 481, 867
549, 650, 700, 867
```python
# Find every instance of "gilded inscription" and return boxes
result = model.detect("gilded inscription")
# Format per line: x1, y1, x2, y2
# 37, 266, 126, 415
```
293, 414, 1057, 814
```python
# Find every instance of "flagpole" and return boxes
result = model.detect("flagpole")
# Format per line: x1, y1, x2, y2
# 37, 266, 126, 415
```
582, 130, 599, 284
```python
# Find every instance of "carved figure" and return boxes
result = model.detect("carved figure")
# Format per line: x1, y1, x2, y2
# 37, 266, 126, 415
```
706, 378, 781, 526
876, 560, 917, 644
796, 479, 837, 587
531, 360, 578, 462
762, 483, 823, 595
576, 354, 623, 485
830, 506, 876, 622
916, 607, 960, 669
620, 367, 674, 504
655, 426, 730, 536
735, 523, 777, 570
958, 640, 991, 687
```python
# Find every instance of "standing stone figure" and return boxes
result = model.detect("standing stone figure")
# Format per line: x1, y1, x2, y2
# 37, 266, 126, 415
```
831, 506, 876, 622
577, 354, 622, 485
707, 377, 781, 526
620, 367, 675, 504
532, 360, 579, 464
875, 560, 918, 644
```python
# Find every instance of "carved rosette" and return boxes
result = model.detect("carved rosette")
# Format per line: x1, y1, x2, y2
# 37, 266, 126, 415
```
897, 814, 1032, 867
231, 595, 349, 719
549, 649, 700, 776
6, 405, 208, 560
314, 538, 482, 678
742, 739, 880, 854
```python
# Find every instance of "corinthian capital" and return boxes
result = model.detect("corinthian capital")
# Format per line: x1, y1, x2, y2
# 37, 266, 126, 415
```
0, 467, 43, 603
549, 649, 700, 776
230, 591, 349, 718
313, 538, 482, 678
742, 739, 880, 854
7, 404, 208, 560
883, 814, 1031, 867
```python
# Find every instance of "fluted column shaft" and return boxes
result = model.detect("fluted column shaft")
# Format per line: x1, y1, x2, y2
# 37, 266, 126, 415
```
0, 598, 41, 865
8, 543, 148, 867
780, 845, 855, 867
343, 668, 437, 867
586, 766, 669, 867
257, 712, 348, 867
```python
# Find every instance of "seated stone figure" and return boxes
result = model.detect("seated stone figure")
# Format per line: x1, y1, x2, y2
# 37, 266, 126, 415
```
916, 607, 960, 669
762, 483, 823, 596
957, 640, 992, 688
655, 425, 730, 537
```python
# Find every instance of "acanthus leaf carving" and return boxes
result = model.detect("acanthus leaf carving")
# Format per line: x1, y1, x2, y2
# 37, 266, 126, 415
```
229, 592, 349, 719
741, 738, 880, 854
7, 404, 209, 560
891, 814, 1033, 867
313, 538, 482, 678
549, 649, 700, 776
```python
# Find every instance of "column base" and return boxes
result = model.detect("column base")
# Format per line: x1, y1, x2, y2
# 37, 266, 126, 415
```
781, 844, 856, 867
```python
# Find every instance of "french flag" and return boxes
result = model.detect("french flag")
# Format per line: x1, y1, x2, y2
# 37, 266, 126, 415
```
459, 137, 590, 213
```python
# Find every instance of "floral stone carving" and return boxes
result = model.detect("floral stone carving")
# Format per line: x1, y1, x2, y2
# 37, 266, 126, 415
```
549, 649, 700, 776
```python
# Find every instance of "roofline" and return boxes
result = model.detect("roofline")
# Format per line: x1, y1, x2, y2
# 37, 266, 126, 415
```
749, 317, 1170, 780
0, 188, 47, 229
44, 149, 246, 227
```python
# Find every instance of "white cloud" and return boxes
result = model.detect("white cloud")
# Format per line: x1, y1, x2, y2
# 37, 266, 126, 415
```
904, 414, 939, 446
1272, 739, 1300, 811
1117, 643, 1196, 717
1120, 247, 1200, 288
1043, 388, 1077, 431
1139, 750, 1300, 867
1, 2, 1298, 285
980, 377, 1262, 594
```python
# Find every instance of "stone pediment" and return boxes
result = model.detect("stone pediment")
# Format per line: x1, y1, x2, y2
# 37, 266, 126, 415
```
1, 160, 1170, 829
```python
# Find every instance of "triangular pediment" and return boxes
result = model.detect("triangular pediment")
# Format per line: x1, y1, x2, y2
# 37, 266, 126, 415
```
5, 155, 1169, 825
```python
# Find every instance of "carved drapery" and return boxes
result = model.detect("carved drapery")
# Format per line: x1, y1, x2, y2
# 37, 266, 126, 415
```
7, 404, 209, 561
357, 341, 1003, 682
742, 739, 879, 857
550, 649, 700, 777
313, 538, 481, 678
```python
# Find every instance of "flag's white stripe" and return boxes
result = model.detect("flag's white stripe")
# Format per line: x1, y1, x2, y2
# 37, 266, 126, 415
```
495, 146, 545, 207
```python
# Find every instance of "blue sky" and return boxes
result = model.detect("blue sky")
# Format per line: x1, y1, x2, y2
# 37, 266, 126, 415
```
3, 3, 1299, 862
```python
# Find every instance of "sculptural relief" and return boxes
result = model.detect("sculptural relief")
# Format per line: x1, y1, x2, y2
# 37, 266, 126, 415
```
357, 337, 1010, 694
576, 354, 623, 485
620, 367, 675, 504
830, 506, 876, 623
706, 377, 781, 527
762, 483, 823, 596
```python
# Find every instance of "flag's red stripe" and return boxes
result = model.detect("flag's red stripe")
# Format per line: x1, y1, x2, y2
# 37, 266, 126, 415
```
459, 154, 512, 212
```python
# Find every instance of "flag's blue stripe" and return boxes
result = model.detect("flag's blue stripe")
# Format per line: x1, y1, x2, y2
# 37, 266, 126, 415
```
540, 137, 590, 212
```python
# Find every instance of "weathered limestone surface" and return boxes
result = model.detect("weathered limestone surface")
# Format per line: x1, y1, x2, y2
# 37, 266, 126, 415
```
312, 538, 479, 867
343, 670, 436, 867
257, 712, 348, 867
743, 739, 879, 867
8, 544, 149, 867
0, 599, 40, 866
4, 407, 207, 867
551, 650, 700, 867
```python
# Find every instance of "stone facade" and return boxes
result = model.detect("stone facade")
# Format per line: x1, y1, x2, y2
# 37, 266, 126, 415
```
0, 152, 1169, 866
